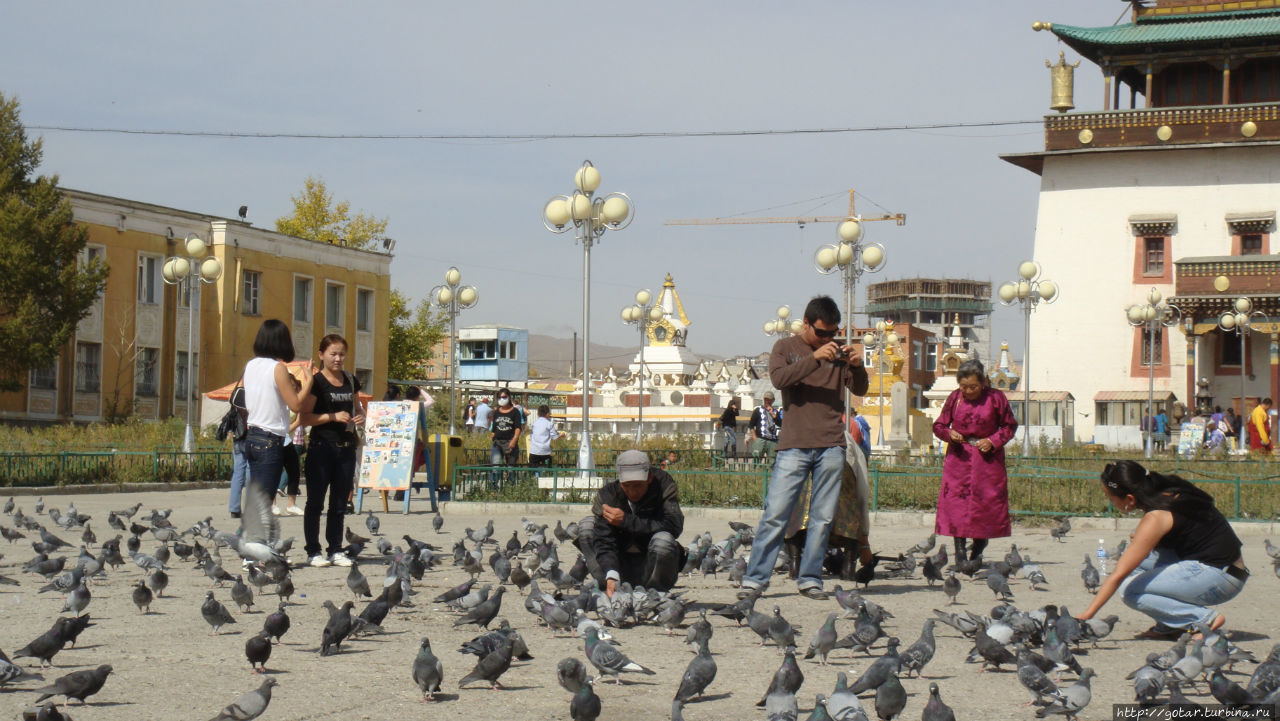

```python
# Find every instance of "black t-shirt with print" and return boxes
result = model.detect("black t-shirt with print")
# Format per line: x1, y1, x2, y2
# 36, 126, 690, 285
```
491, 406, 523, 443
309, 372, 362, 444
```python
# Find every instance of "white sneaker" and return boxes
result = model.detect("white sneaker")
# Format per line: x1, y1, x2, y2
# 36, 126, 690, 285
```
308, 554, 331, 568
330, 552, 353, 567
271, 506, 281, 516
286, 506, 304, 516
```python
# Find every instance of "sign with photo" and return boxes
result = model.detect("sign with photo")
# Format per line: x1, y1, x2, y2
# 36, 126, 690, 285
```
357, 401, 419, 491
1177, 421, 1205, 457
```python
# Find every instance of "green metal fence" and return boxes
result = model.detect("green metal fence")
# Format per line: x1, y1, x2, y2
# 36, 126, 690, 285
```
0, 449, 232, 487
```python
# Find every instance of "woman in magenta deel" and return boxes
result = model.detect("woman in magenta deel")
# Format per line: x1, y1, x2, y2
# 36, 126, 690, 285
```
932, 359, 1018, 564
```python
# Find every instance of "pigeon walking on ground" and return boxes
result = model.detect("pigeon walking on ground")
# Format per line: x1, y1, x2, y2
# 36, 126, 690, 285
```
35, 665, 113, 704
131, 580, 153, 614
898, 620, 937, 678
584, 628, 654, 684
874, 671, 907, 721
757, 647, 805, 707
231, 576, 255, 613
557, 657, 589, 694
245, 631, 272, 673
921, 682, 956, 721
207, 678, 277, 721
458, 634, 515, 690
571, 678, 602, 721
411, 637, 443, 701
671, 637, 717, 720
263, 605, 290, 644
454, 586, 505, 629
320, 600, 355, 656
804, 613, 840, 665
1034, 668, 1094, 720
202, 591, 237, 635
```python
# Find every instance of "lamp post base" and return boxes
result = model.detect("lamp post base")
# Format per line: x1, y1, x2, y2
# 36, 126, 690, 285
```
182, 424, 194, 454
577, 435, 594, 474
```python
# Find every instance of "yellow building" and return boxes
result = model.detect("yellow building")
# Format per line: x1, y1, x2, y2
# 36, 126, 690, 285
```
0, 189, 391, 425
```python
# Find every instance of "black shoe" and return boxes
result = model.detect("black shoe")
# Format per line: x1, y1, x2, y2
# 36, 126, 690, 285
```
230, 511, 242, 519
799, 587, 828, 601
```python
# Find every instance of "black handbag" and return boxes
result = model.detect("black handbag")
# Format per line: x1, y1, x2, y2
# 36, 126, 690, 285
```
216, 383, 248, 442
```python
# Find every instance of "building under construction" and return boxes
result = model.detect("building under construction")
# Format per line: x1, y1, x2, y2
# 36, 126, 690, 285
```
864, 277, 993, 363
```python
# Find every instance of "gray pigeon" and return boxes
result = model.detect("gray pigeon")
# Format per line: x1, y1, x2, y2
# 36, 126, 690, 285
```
245, 631, 272, 673
320, 600, 355, 656
202, 591, 237, 635
61, 581, 90, 616
804, 613, 839, 665
873, 672, 906, 721
584, 627, 654, 684
35, 664, 113, 704
131, 580, 153, 614
557, 656, 589, 694
827, 672, 869, 721
234, 485, 284, 565
672, 637, 717, 719
764, 690, 799, 721
411, 637, 443, 701
571, 679, 602, 721
897, 619, 936, 678
921, 682, 956, 721
1017, 645, 1062, 703
458, 634, 514, 690
263, 605, 291, 644
685, 610, 713, 650
231, 576, 255, 613
432, 513, 444, 533
207, 678, 277, 721
1080, 555, 1100, 593
147, 569, 169, 598
942, 574, 961, 605
365, 510, 380, 536
757, 647, 805, 706
850, 638, 901, 694
768, 606, 800, 649
346, 562, 372, 599
1034, 668, 1094, 720
453, 586, 505, 629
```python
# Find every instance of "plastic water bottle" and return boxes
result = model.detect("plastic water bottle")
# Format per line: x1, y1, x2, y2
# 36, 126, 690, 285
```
1096, 539, 1108, 575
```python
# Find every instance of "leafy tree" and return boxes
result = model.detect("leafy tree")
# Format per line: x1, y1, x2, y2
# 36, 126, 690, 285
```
0, 93, 109, 392
386, 289, 447, 382
274, 176, 388, 249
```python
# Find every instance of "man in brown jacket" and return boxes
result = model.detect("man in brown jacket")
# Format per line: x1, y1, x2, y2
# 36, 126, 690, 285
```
740, 296, 868, 600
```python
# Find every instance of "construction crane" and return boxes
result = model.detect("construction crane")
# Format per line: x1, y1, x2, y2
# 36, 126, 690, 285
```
664, 189, 905, 228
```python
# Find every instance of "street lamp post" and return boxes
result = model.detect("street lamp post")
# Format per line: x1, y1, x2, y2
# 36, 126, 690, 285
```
430, 267, 479, 436
543, 161, 634, 471
861, 321, 898, 447
763, 305, 803, 339
621, 289, 662, 443
997, 261, 1060, 456
815, 218, 887, 420
1125, 288, 1181, 459
1217, 296, 1264, 452
162, 234, 223, 453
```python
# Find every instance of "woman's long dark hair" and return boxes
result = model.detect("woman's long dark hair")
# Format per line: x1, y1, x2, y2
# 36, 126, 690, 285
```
1101, 459, 1217, 517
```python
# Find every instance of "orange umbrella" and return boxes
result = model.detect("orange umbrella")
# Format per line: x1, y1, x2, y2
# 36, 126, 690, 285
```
204, 361, 373, 401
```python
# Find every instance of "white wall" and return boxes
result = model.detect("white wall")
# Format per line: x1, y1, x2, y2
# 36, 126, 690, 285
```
1028, 144, 1280, 442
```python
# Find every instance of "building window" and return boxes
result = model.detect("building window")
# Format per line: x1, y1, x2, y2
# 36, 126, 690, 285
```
912, 341, 923, 370
1221, 331, 1243, 367
1140, 328, 1163, 366
137, 254, 161, 304
925, 343, 938, 372
1143, 237, 1164, 276
30, 362, 57, 390
175, 351, 198, 400
75, 342, 101, 393
294, 277, 312, 323
355, 368, 372, 391
326, 284, 344, 328
136, 348, 159, 396
242, 271, 261, 316
356, 289, 373, 332
1240, 233, 1264, 255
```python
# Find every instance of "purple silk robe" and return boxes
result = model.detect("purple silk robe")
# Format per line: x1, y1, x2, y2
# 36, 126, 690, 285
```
932, 387, 1018, 539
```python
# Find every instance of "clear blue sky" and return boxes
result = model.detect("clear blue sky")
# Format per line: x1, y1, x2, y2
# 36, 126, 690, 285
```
1, 1, 1121, 365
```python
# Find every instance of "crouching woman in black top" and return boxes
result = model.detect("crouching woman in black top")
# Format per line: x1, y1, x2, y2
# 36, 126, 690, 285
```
1076, 460, 1247, 638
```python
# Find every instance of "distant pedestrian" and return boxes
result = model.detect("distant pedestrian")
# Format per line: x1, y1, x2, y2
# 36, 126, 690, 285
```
1249, 398, 1273, 454
527, 405, 562, 467
226, 380, 249, 519
489, 389, 523, 467
748, 392, 781, 462
717, 399, 740, 459
932, 358, 1018, 566
464, 398, 477, 433
1153, 407, 1169, 452
383, 385, 401, 402
474, 397, 492, 434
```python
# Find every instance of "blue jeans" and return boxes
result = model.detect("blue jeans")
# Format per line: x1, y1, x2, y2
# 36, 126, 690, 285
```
244, 429, 286, 501
743, 446, 845, 591
723, 428, 737, 458
1119, 547, 1246, 629
228, 439, 249, 513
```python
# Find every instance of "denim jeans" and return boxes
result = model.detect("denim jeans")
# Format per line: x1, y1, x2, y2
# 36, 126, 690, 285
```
227, 439, 249, 513
743, 446, 845, 591
1119, 547, 1246, 629
722, 428, 738, 458
489, 440, 518, 486
244, 429, 285, 501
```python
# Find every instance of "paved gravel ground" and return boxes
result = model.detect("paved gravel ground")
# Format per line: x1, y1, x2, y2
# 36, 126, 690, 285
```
0, 486, 1276, 721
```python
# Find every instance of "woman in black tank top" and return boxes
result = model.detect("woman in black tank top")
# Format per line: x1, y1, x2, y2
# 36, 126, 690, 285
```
1076, 460, 1247, 639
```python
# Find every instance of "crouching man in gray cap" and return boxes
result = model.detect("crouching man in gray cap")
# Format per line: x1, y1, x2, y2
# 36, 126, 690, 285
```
577, 449, 685, 596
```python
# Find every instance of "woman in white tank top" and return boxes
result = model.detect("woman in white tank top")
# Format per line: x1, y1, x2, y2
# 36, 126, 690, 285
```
242, 319, 314, 508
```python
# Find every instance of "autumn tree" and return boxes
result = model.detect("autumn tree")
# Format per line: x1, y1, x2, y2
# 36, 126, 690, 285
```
386, 289, 448, 381
0, 93, 109, 391
274, 176, 388, 250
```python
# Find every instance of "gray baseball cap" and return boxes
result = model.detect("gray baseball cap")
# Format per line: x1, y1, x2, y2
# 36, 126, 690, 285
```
616, 449, 651, 483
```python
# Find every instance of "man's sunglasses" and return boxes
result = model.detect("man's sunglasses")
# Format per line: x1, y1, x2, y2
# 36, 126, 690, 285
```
812, 326, 838, 339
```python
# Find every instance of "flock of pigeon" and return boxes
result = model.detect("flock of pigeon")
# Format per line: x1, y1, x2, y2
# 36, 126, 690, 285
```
1, 491, 1279, 721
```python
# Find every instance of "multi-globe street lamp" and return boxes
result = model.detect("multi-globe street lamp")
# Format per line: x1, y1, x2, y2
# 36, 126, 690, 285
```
162, 234, 223, 453
543, 161, 634, 471
997, 261, 1060, 456
815, 218, 887, 419
621, 289, 662, 443
1218, 296, 1264, 451
1125, 288, 1181, 458
861, 320, 898, 448
763, 305, 803, 338
430, 267, 479, 436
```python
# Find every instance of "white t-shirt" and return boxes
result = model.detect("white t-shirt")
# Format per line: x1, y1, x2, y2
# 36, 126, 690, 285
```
243, 357, 290, 438
528, 416, 556, 455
